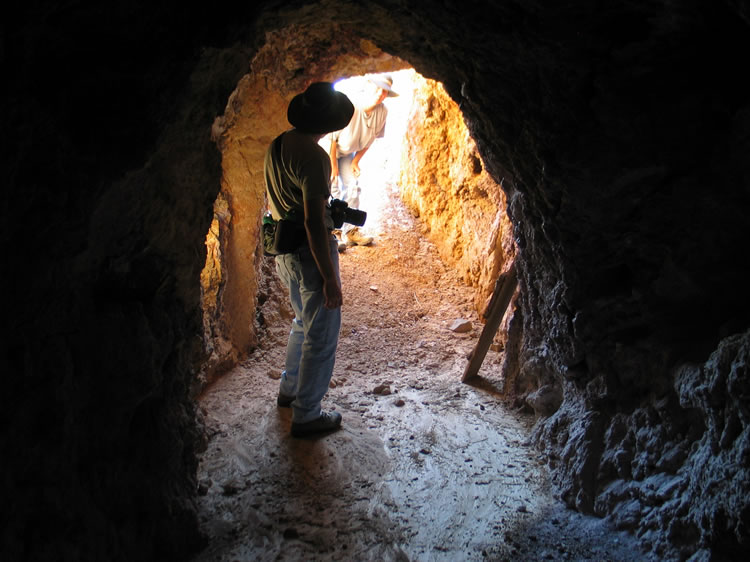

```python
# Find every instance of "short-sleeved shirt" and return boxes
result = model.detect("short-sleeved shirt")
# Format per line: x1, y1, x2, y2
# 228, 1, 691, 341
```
331, 104, 388, 156
264, 130, 333, 228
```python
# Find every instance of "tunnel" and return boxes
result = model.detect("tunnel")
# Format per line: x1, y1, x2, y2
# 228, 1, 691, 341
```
4, 1, 750, 561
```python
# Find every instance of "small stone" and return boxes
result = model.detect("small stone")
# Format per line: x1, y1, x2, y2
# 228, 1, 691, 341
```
267, 369, 281, 380
450, 319, 472, 333
420, 448, 431, 455
373, 384, 391, 395
394, 399, 406, 407
370, 285, 379, 292
517, 504, 528, 513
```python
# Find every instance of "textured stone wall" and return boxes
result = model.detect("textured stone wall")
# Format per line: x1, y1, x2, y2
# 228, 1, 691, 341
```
2, 4, 255, 560
398, 75, 516, 313
588, 330, 750, 560
5, 1, 750, 560
483, 3, 750, 556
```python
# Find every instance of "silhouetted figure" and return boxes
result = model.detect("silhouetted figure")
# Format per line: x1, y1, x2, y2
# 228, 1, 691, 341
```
264, 82, 354, 437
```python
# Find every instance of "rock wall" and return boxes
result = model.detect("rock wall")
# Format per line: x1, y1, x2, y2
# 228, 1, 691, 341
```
589, 330, 750, 560
2, 5, 255, 559
484, 3, 750, 556
5, 1, 750, 560
398, 75, 516, 314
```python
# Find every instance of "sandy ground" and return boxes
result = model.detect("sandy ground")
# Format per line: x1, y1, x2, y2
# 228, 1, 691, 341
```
191, 175, 653, 561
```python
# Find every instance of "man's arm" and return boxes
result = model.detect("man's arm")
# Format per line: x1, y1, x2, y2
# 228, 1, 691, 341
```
329, 137, 339, 184
304, 197, 342, 309
351, 142, 372, 177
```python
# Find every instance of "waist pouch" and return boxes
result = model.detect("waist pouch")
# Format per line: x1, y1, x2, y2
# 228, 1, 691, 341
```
263, 214, 307, 256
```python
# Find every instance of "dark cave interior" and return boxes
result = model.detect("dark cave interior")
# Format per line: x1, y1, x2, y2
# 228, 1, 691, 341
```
3, 1, 750, 560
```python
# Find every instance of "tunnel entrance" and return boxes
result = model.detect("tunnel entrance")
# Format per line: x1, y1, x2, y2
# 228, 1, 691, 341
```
191, 57, 643, 560
186, 20, 647, 556
197, 59, 517, 394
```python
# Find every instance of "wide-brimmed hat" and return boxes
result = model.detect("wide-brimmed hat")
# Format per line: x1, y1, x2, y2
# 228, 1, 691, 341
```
368, 74, 399, 97
287, 82, 354, 134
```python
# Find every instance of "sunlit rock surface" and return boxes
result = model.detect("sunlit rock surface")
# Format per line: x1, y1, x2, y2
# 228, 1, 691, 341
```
399, 75, 516, 312
5, 0, 749, 560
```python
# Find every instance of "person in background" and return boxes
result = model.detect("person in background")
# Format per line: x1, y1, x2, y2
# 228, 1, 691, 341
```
264, 82, 354, 437
328, 73, 399, 248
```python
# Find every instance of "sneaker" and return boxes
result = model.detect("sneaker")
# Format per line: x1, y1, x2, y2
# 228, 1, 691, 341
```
291, 411, 342, 437
345, 228, 373, 246
277, 393, 295, 407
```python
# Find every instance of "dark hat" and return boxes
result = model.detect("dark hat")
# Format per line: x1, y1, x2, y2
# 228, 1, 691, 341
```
287, 82, 355, 134
368, 74, 399, 97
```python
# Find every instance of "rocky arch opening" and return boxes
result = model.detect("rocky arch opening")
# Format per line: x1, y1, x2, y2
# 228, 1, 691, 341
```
197, 38, 517, 395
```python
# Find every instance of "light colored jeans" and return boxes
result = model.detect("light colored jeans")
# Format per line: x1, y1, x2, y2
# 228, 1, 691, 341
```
275, 237, 341, 423
331, 153, 361, 234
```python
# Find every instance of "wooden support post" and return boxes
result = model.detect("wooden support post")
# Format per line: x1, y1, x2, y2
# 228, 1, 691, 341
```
462, 263, 517, 382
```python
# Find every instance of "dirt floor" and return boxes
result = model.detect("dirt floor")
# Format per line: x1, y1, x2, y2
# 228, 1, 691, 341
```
192, 179, 652, 561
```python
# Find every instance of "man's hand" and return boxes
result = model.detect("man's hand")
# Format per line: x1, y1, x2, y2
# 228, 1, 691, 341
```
322, 278, 343, 309
304, 197, 342, 309
329, 137, 339, 184
351, 159, 361, 177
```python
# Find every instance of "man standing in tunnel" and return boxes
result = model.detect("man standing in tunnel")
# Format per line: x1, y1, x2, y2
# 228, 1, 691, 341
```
264, 82, 354, 437
328, 73, 398, 248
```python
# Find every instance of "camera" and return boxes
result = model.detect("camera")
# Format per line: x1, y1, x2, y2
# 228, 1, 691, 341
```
329, 198, 367, 229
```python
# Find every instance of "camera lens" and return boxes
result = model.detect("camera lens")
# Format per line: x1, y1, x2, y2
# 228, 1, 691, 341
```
344, 207, 367, 227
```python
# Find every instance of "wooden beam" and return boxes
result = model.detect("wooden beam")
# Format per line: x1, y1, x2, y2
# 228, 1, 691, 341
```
462, 263, 518, 382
